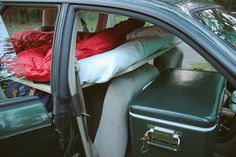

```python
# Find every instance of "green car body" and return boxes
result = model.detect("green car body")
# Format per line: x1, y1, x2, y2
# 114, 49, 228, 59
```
0, 0, 236, 157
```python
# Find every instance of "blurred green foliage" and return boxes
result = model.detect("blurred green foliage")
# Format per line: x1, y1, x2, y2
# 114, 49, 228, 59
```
4, 8, 43, 35
6, 22, 41, 35
191, 61, 214, 71
4, 8, 42, 24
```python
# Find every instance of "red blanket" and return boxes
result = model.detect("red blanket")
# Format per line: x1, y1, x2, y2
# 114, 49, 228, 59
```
11, 18, 144, 82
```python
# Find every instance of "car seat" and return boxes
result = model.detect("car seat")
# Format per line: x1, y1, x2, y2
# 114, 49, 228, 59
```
83, 82, 110, 141
154, 47, 183, 72
94, 64, 159, 157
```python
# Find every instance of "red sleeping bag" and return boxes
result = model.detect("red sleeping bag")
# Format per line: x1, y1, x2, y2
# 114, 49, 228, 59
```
75, 18, 145, 59
10, 18, 145, 82
11, 30, 54, 54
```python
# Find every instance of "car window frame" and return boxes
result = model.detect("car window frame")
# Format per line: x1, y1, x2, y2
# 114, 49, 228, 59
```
0, 2, 61, 105
61, 3, 236, 92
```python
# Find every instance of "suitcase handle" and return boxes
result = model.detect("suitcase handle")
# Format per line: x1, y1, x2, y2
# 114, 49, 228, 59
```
140, 126, 181, 153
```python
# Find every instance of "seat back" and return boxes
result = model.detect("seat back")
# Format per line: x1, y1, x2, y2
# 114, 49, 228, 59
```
154, 47, 183, 72
94, 64, 159, 157
83, 83, 110, 141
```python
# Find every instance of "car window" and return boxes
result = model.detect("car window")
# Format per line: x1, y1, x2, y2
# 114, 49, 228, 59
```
195, 8, 236, 50
0, 6, 57, 111
78, 11, 98, 32
0, 16, 20, 82
106, 14, 152, 28
71, 9, 216, 89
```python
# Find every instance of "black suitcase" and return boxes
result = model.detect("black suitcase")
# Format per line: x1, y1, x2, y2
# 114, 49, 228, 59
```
129, 69, 225, 157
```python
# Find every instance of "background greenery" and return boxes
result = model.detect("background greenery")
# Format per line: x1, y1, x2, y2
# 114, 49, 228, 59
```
4, 8, 42, 35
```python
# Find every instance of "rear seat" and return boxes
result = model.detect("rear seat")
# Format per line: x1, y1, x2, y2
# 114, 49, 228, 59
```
83, 48, 183, 157
94, 64, 159, 157
154, 47, 183, 72
83, 82, 110, 141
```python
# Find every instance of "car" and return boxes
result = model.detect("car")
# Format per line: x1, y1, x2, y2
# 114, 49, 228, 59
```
0, 0, 236, 157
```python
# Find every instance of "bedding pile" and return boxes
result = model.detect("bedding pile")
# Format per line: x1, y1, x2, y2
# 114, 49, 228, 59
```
76, 25, 176, 84
10, 18, 144, 82
77, 34, 176, 84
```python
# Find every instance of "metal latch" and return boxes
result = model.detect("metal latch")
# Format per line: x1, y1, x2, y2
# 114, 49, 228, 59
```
140, 125, 181, 153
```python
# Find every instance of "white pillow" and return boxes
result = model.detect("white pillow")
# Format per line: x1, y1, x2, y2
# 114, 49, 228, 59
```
76, 35, 175, 85
126, 26, 167, 40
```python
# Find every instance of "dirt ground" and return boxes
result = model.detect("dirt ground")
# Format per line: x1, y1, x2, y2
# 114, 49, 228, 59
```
177, 42, 212, 70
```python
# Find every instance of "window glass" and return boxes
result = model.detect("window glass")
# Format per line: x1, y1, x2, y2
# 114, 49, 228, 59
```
4, 8, 42, 35
177, 42, 215, 71
0, 7, 57, 111
106, 14, 153, 28
113, 15, 152, 26
114, 15, 129, 24
195, 8, 236, 49
78, 11, 98, 32
0, 16, 19, 77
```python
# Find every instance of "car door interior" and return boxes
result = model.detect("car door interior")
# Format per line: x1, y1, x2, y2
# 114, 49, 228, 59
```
0, 4, 62, 156
0, 96, 61, 157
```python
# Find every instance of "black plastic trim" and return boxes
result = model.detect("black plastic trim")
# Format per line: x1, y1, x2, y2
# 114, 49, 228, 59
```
52, 3, 77, 115
52, 3, 75, 98
51, 4, 66, 96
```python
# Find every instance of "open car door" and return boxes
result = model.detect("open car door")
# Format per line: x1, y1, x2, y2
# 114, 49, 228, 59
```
0, 4, 61, 157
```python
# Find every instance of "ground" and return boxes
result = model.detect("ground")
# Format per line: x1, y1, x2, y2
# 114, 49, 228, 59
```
178, 42, 214, 71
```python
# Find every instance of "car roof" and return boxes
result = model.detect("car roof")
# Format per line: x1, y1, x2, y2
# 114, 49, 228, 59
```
1, 0, 218, 14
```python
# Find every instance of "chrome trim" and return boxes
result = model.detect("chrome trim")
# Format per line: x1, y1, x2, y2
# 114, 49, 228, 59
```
129, 112, 217, 132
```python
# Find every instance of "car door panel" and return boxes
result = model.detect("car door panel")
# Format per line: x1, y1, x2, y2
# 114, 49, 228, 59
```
0, 96, 61, 157
0, 2, 62, 156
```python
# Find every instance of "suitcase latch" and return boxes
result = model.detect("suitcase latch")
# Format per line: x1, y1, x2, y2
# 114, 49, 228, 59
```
140, 125, 181, 153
